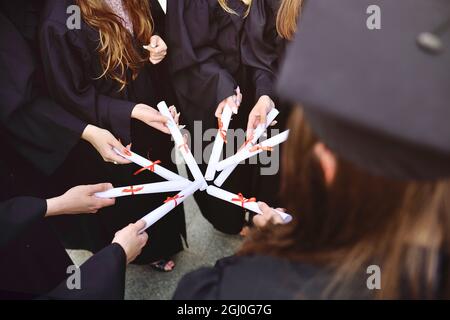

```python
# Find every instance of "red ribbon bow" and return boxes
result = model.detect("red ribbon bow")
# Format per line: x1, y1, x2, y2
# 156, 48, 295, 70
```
133, 160, 162, 176
122, 148, 132, 157
122, 186, 144, 195
218, 118, 227, 143
164, 194, 185, 206
231, 193, 256, 208
250, 144, 274, 153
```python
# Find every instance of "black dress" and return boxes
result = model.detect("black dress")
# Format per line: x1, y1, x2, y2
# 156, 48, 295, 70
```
241, 0, 294, 208
0, 11, 126, 300
167, 0, 255, 234
39, 0, 186, 263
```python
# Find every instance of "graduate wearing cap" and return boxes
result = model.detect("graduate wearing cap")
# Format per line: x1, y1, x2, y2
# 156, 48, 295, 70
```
173, 0, 450, 299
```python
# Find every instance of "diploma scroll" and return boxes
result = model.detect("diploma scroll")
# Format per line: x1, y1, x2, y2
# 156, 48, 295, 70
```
206, 186, 292, 224
214, 108, 279, 187
95, 180, 192, 199
215, 130, 290, 172
157, 102, 208, 191
204, 105, 233, 181
114, 148, 188, 182
140, 181, 202, 231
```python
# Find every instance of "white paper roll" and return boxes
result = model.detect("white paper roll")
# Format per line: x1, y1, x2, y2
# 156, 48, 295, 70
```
214, 108, 279, 187
95, 180, 192, 199
140, 181, 202, 231
204, 105, 233, 181
215, 130, 290, 172
113, 148, 188, 182
206, 186, 292, 224
157, 101, 208, 190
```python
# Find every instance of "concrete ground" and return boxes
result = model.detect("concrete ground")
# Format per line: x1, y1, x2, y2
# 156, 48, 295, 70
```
68, 163, 243, 300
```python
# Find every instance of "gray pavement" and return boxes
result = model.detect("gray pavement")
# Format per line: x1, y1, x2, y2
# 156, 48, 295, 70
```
68, 163, 243, 300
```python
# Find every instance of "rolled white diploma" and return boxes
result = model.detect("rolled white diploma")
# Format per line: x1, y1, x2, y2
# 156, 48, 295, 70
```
206, 186, 292, 224
215, 130, 290, 172
95, 180, 192, 199
204, 105, 233, 181
113, 148, 188, 182
157, 101, 208, 191
140, 181, 202, 231
214, 108, 279, 187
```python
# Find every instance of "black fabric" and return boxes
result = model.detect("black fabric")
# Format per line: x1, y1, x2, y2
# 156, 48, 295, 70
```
173, 255, 372, 300
40, 0, 185, 262
241, 0, 286, 101
240, 0, 294, 208
0, 7, 127, 300
0, 9, 86, 176
44, 243, 127, 300
167, 0, 256, 234
277, 0, 450, 180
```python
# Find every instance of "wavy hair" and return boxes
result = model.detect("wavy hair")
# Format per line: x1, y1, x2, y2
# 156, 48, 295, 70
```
76, 0, 153, 90
277, 0, 304, 40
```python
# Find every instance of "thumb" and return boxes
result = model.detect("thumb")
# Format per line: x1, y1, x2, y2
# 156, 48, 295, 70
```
134, 220, 147, 232
89, 183, 114, 194
111, 137, 127, 151
260, 111, 267, 127
150, 35, 158, 48
258, 202, 271, 215
151, 113, 170, 125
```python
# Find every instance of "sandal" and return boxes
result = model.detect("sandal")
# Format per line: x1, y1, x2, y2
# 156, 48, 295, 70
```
150, 259, 175, 272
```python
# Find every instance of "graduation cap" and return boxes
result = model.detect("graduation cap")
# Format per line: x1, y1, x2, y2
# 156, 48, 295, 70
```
277, 0, 450, 180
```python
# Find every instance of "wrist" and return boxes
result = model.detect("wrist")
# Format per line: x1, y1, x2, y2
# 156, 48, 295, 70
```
45, 196, 65, 217
131, 104, 144, 119
81, 124, 96, 143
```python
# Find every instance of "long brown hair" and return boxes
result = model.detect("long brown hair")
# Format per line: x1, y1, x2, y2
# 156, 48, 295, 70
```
239, 107, 450, 299
277, 0, 304, 40
76, 0, 153, 90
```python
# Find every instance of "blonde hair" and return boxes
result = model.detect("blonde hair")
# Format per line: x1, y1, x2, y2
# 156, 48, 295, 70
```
276, 0, 303, 40
218, 0, 252, 16
77, 0, 153, 90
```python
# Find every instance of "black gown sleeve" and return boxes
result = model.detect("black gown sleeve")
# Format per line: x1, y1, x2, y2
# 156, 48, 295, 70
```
0, 12, 86, 175
241, 0, 279, 99
0, 197, 47, 248
173, 266, 220, 300
40, 19, 136, 144
167, 0, 237, 112
44, 243, 127, 300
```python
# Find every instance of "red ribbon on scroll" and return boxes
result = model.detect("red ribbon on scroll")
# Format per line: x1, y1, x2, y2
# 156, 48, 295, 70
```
133, 160, 162, 176
231, 193, 256, 208
164, 194, 185, 207
122, 186, 144, 195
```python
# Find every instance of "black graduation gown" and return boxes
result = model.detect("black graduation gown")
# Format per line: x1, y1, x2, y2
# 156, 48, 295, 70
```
241, 0, 294, 208
0, 194, 127, 300
174, 253, 449, 300
173, 255, 373, 300
40, 0, 185, 263
0, 12, 126, 299
167, 0, 255, 234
